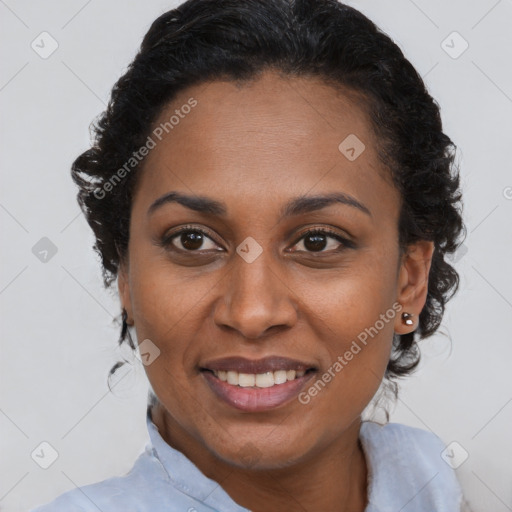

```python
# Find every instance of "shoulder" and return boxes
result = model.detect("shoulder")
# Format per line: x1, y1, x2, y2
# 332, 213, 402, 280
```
360, 421, 464, 511
29, 448, 171, 512
361, 420, 449, 455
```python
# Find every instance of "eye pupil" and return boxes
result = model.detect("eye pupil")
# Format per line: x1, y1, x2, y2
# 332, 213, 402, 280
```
304, 233, 327, 252
181, 231, 204, 250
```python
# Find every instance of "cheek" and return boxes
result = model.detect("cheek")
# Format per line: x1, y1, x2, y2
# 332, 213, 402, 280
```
130, 260, 210, 329
292, 258, 397, 410
308, 282, 395, 385
296, 250, 398, 337
297, 293, 395, 430
128, 263, 221, 371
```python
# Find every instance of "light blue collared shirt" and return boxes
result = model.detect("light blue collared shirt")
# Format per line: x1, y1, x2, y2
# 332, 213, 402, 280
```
31, 399, 464, 511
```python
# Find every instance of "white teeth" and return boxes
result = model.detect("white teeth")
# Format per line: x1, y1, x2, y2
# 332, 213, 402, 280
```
227, 371, 239, 385
238, 373, 255, 387
286, 370, 296, 381
211, 369, 308, 388
274, 370, 288, 384
255, 372, 274, 388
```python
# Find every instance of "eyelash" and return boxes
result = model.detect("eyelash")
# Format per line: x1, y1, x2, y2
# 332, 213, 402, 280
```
159, 225, 353, 254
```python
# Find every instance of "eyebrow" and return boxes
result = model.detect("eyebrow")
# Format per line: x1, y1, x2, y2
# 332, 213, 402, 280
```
147, 190, 371, 219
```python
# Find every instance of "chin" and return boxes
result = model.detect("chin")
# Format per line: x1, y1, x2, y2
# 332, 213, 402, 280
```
209, 430, 314, 471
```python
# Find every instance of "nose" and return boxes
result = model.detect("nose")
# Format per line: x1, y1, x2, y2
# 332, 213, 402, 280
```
213, 248, 298, 340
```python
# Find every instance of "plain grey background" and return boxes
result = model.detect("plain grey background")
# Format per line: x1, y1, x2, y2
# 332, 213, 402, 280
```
1, 1, 511, 511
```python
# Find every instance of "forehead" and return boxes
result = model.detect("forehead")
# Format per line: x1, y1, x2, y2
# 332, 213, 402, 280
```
133, 70, 398, 221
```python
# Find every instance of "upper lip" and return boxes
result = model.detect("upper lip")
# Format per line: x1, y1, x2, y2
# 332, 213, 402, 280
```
200, 356, 317, 374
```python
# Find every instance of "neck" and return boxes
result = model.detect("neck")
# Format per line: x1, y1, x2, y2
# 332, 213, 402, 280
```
152, 404, 368, 512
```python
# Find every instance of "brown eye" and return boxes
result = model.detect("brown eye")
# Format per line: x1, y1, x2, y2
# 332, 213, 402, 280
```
291, 229, 353, 253
179, 230, 206, 250
162, 227, 222, 252
303, 232, 328, 252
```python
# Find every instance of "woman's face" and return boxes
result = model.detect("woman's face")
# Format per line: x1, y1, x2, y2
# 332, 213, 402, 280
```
119, 70, 432, 469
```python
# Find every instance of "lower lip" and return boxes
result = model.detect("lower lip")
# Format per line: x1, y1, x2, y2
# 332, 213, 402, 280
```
201, 370, 316, 412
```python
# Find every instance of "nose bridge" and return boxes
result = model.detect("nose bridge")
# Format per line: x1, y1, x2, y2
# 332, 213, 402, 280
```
214, 240, 297, 338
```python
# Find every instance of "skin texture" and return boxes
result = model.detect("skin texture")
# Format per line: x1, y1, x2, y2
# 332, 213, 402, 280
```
118, 70, 434, 512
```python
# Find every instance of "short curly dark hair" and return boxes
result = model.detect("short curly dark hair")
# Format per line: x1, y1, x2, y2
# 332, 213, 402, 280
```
71, 0, 465, 391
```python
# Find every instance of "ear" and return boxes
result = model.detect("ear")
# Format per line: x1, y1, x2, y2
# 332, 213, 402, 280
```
394, 240, 435, 335
118, 261, 134, 326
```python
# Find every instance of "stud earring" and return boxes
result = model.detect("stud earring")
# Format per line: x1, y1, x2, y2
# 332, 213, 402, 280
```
401, 312, 414, 326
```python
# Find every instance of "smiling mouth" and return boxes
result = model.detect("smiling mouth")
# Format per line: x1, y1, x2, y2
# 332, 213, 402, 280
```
199, 356, 319, 411
200, 366, 318, 412
201, 368, 317, 388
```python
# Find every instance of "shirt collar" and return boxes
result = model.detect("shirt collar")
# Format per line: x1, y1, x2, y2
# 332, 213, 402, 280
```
145, 402, 251, 512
